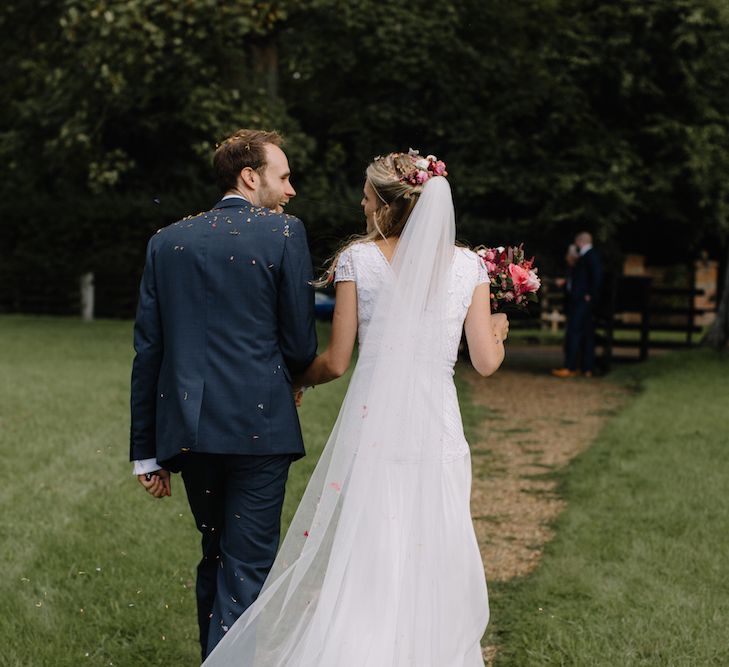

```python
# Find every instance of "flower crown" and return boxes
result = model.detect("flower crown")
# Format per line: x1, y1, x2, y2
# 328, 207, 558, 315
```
375, 148, 448, 186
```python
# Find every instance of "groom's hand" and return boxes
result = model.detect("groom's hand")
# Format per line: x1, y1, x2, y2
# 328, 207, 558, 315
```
138, 469, 171, 498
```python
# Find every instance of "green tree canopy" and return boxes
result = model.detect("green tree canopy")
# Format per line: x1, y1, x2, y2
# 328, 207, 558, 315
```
2, 0, 728, 317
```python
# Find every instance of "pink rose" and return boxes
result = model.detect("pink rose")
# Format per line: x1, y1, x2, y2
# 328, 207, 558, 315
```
508, 263, 530, 294
484, 249, 496, 262
430, 160, 447, 176
415, 170, 430, 184
525, 269, 541, 293
485, 260, 497, 274
509, 263, 541, 294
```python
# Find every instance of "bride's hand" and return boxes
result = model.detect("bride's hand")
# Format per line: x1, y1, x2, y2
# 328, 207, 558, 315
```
491, 313, 509, 342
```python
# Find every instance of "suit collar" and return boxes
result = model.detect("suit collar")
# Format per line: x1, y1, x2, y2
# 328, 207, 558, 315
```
213, 195, 251, 209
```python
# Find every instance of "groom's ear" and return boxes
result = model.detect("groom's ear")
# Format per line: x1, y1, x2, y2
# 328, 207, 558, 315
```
240, 166, 258, 191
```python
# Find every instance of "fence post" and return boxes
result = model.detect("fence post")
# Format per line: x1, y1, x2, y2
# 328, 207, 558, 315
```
80, 272, 94, 322
687, 261, 696, 345
601, 273, 617, 373
640, 279, 650, 361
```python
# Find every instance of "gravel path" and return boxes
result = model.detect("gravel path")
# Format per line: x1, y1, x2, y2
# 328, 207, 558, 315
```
464, 347, 628, 664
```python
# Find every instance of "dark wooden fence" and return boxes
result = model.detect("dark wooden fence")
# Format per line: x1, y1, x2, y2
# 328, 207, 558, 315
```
594, 273, 709, 371
510, 270, 714, 372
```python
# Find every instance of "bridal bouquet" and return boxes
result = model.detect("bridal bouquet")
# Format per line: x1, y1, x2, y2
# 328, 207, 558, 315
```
475, 244, 541, 311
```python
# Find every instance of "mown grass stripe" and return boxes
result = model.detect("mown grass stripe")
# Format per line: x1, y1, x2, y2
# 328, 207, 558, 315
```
488, 349, 729, 666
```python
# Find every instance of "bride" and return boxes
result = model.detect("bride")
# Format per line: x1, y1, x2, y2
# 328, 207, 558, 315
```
203, 150, 509, 666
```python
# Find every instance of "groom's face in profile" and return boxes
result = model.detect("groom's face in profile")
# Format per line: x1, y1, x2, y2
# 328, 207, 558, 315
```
256, 144, 296, 213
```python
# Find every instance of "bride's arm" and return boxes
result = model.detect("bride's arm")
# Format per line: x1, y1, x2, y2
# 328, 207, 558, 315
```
294, 281, 358, 387
464, 283, 507, 377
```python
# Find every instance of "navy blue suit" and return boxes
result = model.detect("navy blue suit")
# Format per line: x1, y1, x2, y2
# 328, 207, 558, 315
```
564, 247, 603, 373
130, 196, 317, 659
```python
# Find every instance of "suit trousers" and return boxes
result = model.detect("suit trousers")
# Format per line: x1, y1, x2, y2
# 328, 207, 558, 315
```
180, 453, 292, 661
565, 299, 596, 372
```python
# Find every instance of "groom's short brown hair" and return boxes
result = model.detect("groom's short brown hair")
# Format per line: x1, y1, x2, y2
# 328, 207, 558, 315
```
213, 129, 284, 193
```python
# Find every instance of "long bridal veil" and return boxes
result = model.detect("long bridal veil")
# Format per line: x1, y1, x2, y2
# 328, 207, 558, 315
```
203, 176, 470, 666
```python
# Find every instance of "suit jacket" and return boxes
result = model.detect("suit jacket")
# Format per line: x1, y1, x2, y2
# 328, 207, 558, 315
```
568, 247, 603, 306
130, 197, 317, 468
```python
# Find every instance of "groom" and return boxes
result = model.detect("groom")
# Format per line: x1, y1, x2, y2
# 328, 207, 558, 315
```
130, 129, 317, 660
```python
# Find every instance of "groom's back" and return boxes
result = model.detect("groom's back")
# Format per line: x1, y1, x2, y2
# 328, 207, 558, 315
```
130, 197, 317, 468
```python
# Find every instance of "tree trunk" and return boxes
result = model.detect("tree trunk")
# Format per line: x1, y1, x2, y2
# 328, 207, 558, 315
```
252, 39, 278, 100
702, 243, 729, 349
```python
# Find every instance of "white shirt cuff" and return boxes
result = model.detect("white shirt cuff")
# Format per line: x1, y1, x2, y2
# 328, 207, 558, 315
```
133, 458, 161, 476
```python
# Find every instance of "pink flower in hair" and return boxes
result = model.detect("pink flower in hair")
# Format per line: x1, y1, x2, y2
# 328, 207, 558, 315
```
397, 148, 448, 186
430, 160, 447, 176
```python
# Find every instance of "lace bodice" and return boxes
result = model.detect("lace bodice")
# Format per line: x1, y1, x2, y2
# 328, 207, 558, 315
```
334, 242, 489, 461
335, 242, 488, 363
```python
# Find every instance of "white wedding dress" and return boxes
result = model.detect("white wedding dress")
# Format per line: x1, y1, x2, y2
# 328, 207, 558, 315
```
203, 177, 489, 667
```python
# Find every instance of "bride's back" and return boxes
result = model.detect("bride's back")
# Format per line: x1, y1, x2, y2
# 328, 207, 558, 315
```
334, 241, 489, 366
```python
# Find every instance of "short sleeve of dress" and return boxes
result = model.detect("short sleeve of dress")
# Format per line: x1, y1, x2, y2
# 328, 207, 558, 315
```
334, 247, 355, 283
476, 254, 490, 285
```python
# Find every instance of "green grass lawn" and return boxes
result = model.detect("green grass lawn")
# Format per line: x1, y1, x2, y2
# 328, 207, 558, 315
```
0, 316, 347, 666
488, 348, 729, 666
3, 315, 727, 666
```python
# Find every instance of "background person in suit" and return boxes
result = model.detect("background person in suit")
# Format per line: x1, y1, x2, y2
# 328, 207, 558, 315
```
552, 231, 603, 378
129, 129, 317, 660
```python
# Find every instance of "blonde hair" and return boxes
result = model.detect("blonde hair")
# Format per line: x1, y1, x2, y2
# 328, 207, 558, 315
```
316, 152, 433, 287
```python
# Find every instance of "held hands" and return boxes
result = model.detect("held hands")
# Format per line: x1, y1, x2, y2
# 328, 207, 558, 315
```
138, 469, 171, 498
492, 313, 509, 342
293, 386, 304, 408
